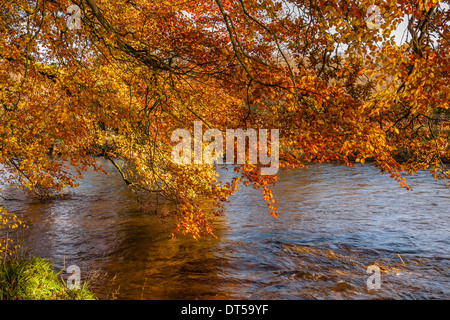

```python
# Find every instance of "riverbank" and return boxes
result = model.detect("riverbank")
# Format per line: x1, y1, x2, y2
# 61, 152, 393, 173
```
0, 255, 97, 300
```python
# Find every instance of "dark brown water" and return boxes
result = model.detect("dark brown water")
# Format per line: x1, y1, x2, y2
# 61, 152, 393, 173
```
1, 161, 449, 299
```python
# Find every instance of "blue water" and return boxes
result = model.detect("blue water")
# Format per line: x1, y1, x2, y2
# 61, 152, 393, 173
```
1, 161, 449, 299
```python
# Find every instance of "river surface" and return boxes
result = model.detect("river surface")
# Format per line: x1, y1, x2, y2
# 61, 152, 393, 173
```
1, 161, 449, 299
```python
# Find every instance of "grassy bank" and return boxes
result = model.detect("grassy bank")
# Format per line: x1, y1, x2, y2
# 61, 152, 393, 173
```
0, 255, 97, 300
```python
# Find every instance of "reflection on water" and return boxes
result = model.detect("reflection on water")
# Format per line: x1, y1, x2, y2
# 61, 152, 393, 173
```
1, 161, 449, 299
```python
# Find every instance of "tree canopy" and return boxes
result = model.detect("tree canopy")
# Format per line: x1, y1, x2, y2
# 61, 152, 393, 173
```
1, 0, 449, 238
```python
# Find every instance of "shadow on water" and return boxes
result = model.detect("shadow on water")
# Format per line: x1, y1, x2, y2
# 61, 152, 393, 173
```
1, 160, 449, 299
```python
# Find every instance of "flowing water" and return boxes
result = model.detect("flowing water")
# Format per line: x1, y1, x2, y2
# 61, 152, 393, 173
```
1, 160, 449, 299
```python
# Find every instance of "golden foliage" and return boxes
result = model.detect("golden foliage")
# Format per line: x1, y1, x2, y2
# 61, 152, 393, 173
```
1, 0, 449, 237
0, 206, 25, 257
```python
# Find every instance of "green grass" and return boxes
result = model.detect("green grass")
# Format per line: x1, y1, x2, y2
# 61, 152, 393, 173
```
0, 255, 97, 300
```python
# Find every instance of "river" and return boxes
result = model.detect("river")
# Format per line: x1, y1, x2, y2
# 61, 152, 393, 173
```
1, 160, 449, 299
